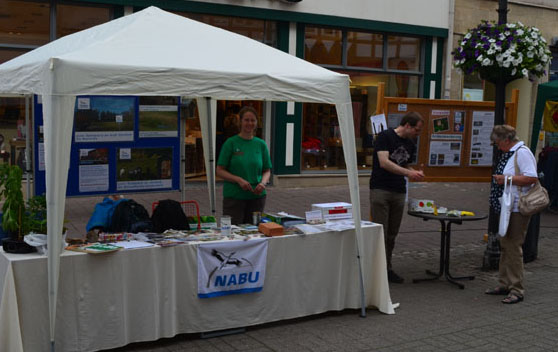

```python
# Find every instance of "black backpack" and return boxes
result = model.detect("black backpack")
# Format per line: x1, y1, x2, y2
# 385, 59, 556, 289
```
109, 199, 153, 233
151, 199, 190, 233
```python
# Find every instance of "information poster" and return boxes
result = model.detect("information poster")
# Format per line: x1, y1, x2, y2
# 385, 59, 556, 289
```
387, 113, 404, 128
79, 148, 109, 192
139, 105, 179, 138
428, 141, 462, 166
431, 109, 450, 133
116, 147, 173, 191
453, 111, 465, 132
74, 96, 135, 142
469, 111, 495, 166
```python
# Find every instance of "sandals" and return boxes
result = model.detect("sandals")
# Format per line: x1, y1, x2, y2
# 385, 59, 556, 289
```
502, 294, 524, 304
485, 287, 510, 295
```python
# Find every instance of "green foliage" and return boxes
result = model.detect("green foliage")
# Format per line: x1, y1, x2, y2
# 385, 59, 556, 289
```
0, 165, 48, 240
452, 20, 551, 84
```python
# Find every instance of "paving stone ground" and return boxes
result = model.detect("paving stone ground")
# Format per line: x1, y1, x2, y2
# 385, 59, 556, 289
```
63, 182, 558, 352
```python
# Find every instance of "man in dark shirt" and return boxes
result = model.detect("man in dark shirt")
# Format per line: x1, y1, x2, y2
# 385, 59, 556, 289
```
370, 112, 424, 283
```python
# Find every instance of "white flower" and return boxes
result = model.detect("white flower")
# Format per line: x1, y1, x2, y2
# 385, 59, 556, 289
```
487, 49, 495, 55
511, 68, 517, 75
527, 51, 534, 58
536, 64, 543, 71
531, 32, 539, 39
496, 54, 504, 62
465, 32, 472, 39
508, 23, 516, 28
489, 39, 496, 43
482, 58, 492, 66
516, 29, 524, 36
522, 68, 528, 77
477, 55, 484, 62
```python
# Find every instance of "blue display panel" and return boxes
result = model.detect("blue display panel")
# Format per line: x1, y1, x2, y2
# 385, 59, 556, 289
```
33, 95, 181, 196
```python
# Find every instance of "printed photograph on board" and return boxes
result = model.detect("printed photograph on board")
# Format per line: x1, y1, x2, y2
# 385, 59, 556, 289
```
138, 96, 179, 138
116, 147, 173, 191
74, 96, 135, 142
432, 117, 450, 133
78, 148, 109, 193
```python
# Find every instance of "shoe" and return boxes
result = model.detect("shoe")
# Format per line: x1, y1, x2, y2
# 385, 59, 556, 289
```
502, 294, 523, 304
485, 287, 510, 295
388, 270, 404, 284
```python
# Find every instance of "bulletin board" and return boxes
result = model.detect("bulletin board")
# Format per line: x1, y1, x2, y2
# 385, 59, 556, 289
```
381, 90, 518, 182
33, 95, 182, 196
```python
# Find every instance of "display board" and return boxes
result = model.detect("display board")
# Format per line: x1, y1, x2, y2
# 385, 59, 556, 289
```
382, 91, 518, 182
33, 95, 181, 196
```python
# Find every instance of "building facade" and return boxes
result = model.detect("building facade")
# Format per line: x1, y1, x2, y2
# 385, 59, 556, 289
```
9, 1, 554, 186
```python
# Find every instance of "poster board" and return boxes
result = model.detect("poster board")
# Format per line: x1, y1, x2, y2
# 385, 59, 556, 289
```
382, 91, 518, 182
33, 95, 181, 196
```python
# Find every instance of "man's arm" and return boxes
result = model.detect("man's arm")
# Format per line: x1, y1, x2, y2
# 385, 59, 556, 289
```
377, 151, 424, 181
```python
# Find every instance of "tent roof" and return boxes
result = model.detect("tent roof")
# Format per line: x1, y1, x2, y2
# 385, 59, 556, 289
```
0, 6, 349, 104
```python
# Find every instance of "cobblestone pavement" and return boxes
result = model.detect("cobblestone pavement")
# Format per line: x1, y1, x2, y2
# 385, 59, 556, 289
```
63, 182, 558, 352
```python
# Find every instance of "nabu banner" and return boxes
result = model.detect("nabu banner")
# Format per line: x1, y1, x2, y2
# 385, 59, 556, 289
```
197, 238, 268, 298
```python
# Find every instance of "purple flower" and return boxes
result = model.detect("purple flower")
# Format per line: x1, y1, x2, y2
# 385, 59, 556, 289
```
483, 44, 490, 50
475, 50, 480, 57
497, 41, 502, 46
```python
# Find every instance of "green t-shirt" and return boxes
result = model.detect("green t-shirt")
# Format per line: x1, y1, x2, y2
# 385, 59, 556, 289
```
217, 135, 272, 200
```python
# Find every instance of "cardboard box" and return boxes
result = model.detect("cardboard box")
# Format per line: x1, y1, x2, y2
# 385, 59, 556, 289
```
311, 202, 352, 220
258, 222, 284, 237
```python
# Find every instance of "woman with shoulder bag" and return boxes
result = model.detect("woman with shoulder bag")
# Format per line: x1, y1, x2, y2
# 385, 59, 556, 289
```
485, 125, 538, 304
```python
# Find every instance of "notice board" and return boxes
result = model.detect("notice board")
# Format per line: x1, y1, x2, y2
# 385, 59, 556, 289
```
381, 91, 518, 182
33, 95, 182, 196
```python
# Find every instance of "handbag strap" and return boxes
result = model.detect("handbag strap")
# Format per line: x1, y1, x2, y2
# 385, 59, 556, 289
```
513, 146, 540, 195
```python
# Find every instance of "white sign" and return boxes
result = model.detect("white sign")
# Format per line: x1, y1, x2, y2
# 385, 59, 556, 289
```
77, 97, 90, 110
197, 239, 268, 298
469, 111, 495, 166
428, 141, 462, 166
370, 113, 387, 135
119, 148, 131, 160
398, 104, 407, 112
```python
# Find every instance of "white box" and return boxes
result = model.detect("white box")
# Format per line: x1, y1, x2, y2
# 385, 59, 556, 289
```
311, 202, 353, 220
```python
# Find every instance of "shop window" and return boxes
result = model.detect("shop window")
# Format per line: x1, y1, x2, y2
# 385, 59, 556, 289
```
178, 12, 277, 46
304, 26, 342, 65
550, 47, 558, 81
301, 71, 420, 172
0, 97, 27, 165
387, 35, 421, 72
56, 4, 112, 39
346, 31, 383, 68
181, 99, 265, 180
0, 0, 50, 46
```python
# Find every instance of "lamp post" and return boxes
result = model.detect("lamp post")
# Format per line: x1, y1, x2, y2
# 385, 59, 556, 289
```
482, 0, 508, 270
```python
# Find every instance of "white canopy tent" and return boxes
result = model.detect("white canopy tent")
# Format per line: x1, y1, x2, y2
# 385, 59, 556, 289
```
0, 6, 393, 350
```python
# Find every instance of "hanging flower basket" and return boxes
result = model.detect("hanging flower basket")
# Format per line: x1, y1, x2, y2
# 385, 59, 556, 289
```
453, 20, 551, 84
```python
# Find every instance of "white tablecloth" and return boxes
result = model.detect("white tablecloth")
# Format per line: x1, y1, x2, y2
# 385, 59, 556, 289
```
0, 225, 394, 352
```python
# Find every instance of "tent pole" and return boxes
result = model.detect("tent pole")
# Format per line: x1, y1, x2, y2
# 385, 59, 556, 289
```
206, 97, 216, 215
25, 95, 31, 201
180, 97, 186, 203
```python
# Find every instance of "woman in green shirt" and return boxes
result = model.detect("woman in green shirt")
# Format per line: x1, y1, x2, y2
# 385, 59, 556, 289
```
216, 106, 272, 224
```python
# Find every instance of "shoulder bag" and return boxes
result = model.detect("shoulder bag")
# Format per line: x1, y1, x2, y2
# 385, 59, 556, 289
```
514, 148, 550, 216
498, 176, 513, 237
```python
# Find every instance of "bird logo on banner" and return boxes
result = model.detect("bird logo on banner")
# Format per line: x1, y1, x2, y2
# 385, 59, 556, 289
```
543, 100, 558, 132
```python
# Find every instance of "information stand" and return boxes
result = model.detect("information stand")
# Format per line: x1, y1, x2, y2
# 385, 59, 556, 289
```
381, 91, 518, 182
